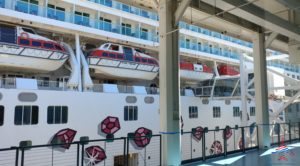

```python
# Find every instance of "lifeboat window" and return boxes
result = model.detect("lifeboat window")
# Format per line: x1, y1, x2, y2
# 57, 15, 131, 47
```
109, 53, 116, 58
102, 52, 108, 57
189, 106, 198, 119
0, 106, 4, 126
32, 41, 42, 47
54, 44, 63, 51
117, 54, 123, 59
135, 57, 141, 62
124, 106, 138, 121
47, 106, 68, 124
141, 58, 147, 63
109, 45, 119, 51
22, 28, 36, 34
44, 42, 54, 49
19, 39, 30, 45
14, 106, 39, 125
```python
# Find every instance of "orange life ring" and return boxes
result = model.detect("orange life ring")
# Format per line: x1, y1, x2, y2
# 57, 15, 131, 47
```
20, 32, 29, 39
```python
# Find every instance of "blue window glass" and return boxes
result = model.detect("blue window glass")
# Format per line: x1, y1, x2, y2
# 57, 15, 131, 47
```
44, 43, 54, 49
102, 52, 108, 57
117, 54, 123, 59
32, 41, 41, 47
135, 57, 141, 62
19, 39, 30, 45
16, 1, 29, 13
141, 58, 147, 63
122, 4, 130, 12
109, 53, 116, 58
0, 0, 5, 8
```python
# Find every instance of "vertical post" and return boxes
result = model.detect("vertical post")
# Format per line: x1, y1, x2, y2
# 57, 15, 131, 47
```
241, 127, 245, 152
289, 123, 292, 143
202, 132, 206, 161
253, 31, 270, 149
81, 144, 84, 166
298, 122, 300, 141
190, 133, 192, 159
159, 135, 162, 166
20, 148, 24, 166
158, 1, 181, 165
277, 124, 281, 146
75, 33, 82, 92
223, 129, 227, 157
15, 147, 19, 166
76, 143, 80, 166
126, 137, 129, 166
123, 138, 126, 166
240, 54, 248, 127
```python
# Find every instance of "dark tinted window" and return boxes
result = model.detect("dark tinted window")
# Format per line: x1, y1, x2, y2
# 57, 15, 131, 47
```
148, 59, 155, 64
22, 28, 35, 34
102, 52, 108, 57
54, 44, 63, 51
44, 43, 54, 49
32, 40, 41, 47
14, 106, 39, 125
47, 106, 68, 124
19, 39, 30, 45
0, 106, 4, 126
141, 58, 147, 63
124, 106, 138, 121
135, 57, 141, 62
117, 54, 123, 59
109, 53, 116, 58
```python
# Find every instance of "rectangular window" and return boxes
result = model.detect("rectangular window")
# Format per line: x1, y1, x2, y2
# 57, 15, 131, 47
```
0, 106, 4, 126
32, 40, 41, 47
213, 107, 221, 118
19, 39, 30, 45
44, 42, 54, 49
250, 107, 255, 116
124, 106, 138, 121
189, 106, 198, 119
47, 106, 68, 124
233, 107, 240, 117
14, 106, 38, 125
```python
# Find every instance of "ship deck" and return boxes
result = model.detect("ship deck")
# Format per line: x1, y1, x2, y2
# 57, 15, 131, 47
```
185, 142, 300, 166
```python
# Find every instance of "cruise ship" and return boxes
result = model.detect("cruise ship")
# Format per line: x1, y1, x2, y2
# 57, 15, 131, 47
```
0, 0, 299, 166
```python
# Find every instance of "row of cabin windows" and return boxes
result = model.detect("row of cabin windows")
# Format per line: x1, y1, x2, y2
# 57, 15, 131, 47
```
19, 39, 64, 51
101, 52, 158, 65
0, 106, 68, 126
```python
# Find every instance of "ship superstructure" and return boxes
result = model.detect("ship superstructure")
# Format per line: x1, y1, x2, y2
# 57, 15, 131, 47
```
0, 0, 299, 166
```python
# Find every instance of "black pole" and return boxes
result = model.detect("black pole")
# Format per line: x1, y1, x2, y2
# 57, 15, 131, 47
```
202, 132, 206, 161
15, 147, 19, 166
20, 148, 24, 166
256, 125, 259, 148
277, 124, 281, 146
241, 127, 245, 153
223, 129, 227, 157
190, 133, 192, 159
81, 144, 84, 166
123, 137, 126, 166
76, 143, 80, 166
126, 137, 129, 166
298, 122, 300, 141
159, 135, 162, 166
289, 123, 292, 143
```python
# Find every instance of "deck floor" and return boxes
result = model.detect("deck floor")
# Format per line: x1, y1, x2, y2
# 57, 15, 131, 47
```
184, 142, 300, 166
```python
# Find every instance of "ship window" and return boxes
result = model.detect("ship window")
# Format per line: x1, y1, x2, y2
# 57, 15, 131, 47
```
213, 107, 221, 118
109, 53, 116, 58
250, 107, 255, 116
117, 54, 123, 59
19, 39, 30, 45
148, 59, 154, 64
0, 106, 4, 126
54, 44, 63, 51
124, 106, 138, 121
22, 28, 36, 34
32, 40, 41, 47
47, 106, 68, 124
102, 52, 108, 57
44, 43, 54, 49
189, 106, 198, 119
135, 57, 141, 62
14, 106, 39, 125
141, 58, 147, 63
109, 45, 119, 51
233, 107, 240, 117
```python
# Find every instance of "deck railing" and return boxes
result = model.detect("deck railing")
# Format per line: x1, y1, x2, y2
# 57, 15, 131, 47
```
0, 123, 299, 165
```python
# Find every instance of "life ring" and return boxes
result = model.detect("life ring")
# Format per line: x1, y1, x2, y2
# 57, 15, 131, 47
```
20, 32, 29, 39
